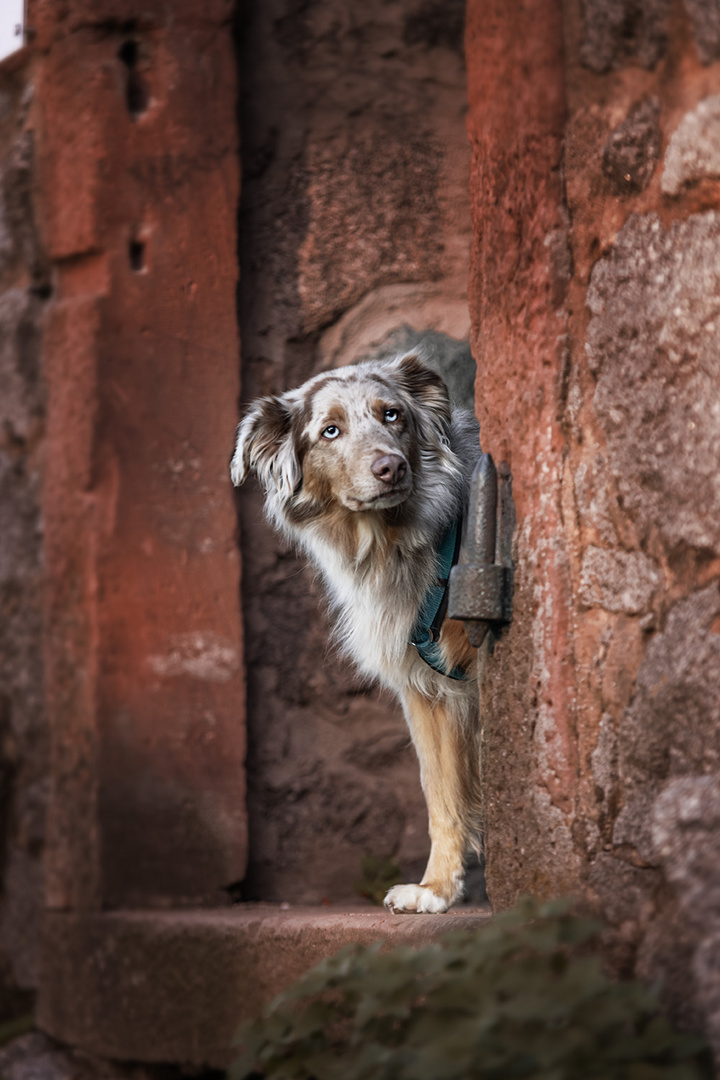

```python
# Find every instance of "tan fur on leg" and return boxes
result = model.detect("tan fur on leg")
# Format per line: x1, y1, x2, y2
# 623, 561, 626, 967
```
385, 688, 481, 914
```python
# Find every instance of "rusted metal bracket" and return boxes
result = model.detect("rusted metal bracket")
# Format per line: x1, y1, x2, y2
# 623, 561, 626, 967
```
448, 453, 514, 648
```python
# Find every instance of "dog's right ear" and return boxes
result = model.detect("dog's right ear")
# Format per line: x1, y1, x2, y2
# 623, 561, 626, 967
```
231, 395, 301, 502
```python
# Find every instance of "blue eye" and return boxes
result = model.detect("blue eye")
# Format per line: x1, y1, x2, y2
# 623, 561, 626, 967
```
322, 425, 340, 440
384, 408, 399, 423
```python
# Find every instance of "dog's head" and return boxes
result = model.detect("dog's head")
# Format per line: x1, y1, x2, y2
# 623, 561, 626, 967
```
231, 353, 452, 517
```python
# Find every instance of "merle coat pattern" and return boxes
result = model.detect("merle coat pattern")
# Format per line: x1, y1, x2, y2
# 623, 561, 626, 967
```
231, 354, 482, 912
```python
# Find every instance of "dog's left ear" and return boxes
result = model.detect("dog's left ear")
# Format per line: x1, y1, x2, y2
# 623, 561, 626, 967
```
386, 353, 452, 429
230, 394, 301, 502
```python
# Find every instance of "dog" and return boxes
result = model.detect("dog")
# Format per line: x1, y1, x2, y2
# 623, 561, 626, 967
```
231, 353, 482, 913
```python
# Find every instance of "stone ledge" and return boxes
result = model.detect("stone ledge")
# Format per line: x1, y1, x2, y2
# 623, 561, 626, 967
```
37, 904, 493, 1068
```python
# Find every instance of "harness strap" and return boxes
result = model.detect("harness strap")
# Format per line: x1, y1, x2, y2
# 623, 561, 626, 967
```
410, 514, 468, 681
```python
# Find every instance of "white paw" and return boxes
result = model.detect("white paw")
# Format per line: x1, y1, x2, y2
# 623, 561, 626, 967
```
384, 883, 449, 914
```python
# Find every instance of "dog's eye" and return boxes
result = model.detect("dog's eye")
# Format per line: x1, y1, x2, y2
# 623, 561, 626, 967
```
322, 425, 340, 440
384, 408, 399, 423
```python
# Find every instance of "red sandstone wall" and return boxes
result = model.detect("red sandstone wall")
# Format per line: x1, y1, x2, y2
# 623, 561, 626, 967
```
6, 0, 720, 1057
466, 0, 577, 900
32, 0, 246, 909
467, 0, 720, 1052
0, 45, 50, 1004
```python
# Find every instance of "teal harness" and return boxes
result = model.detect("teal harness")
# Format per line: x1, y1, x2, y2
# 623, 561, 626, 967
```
410, 515, 468, 681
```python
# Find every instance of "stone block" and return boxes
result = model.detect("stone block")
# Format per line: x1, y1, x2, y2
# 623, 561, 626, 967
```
297, 127, 443, 335
38, 906, 493, 1067
652, 776, 720, 1056
618, 586, 720, 793
579, 546, 661, 615
682, 0, 720, 63
652, 776, 720, 927
587, 212, 720, 554
662, 94, 720, 196
579, 0, 669, 73
35, 5, 246, 909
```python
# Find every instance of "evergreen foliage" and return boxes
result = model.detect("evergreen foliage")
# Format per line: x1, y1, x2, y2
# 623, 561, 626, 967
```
231, 897, 712, 1080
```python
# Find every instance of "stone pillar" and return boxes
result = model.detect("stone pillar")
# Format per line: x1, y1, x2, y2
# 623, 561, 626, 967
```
465, 0, 577, 902
0, 42, 51, 997
467, 0, 720, 1053
34, 0, 246, 910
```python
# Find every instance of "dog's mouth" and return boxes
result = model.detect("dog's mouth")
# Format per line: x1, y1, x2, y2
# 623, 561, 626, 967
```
344, 486, 411, 512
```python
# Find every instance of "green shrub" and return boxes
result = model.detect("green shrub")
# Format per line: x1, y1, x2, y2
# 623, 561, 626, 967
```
230, 897, 712, 1080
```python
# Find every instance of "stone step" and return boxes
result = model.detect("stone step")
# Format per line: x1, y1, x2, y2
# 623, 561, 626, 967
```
38, 904, 493, 1068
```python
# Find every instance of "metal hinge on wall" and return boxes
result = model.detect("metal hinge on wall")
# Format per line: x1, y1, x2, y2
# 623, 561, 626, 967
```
448, 453, 515, 648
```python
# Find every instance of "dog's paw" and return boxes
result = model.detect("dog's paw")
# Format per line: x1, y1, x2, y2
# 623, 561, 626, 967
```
384, 883, 449, 914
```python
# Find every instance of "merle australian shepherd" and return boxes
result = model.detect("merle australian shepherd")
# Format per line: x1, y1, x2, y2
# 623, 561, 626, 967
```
231, 353, 482, 913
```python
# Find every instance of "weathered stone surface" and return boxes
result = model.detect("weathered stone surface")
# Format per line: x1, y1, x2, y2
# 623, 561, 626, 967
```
652, 775, 720, 924
471, 1, 720, 1056
587, 852, 659, 930
0, 1032, 180, 1080
682, 0, 720, 63
579, 545, 661, 614
298, 129, 443, 335
238, 0, 473, 902
0, 126, 44, 282
0, 848, 43, 987
466, 0, 579, 908
38, 906, 492, 1067
652, 776, 720, 1054
591, 712, 617, 804
0, 291, 41, 443
587, 212, 720, 553
403, 0, 465, 53
694, 933, 720, 1061
573, 455, 618, 544
611, 586, 720, 865
600, 615, 646, 722
0, 65, 49, 998
0, 1034, 82, 1080
662, 94, 720, 195
602, 97, 661, 194
35, 4, 246, 908
579, 0, 670, 73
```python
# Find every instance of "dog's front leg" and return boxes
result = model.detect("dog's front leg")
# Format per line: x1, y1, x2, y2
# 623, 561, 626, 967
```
385, 688, 480, 914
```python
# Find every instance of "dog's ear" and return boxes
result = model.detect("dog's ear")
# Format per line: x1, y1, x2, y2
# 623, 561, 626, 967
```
386, 353, 452, 429
231, 395, 301, 501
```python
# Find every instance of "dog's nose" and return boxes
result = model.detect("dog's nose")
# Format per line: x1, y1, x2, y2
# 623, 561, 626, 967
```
371, 453, 407, 485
